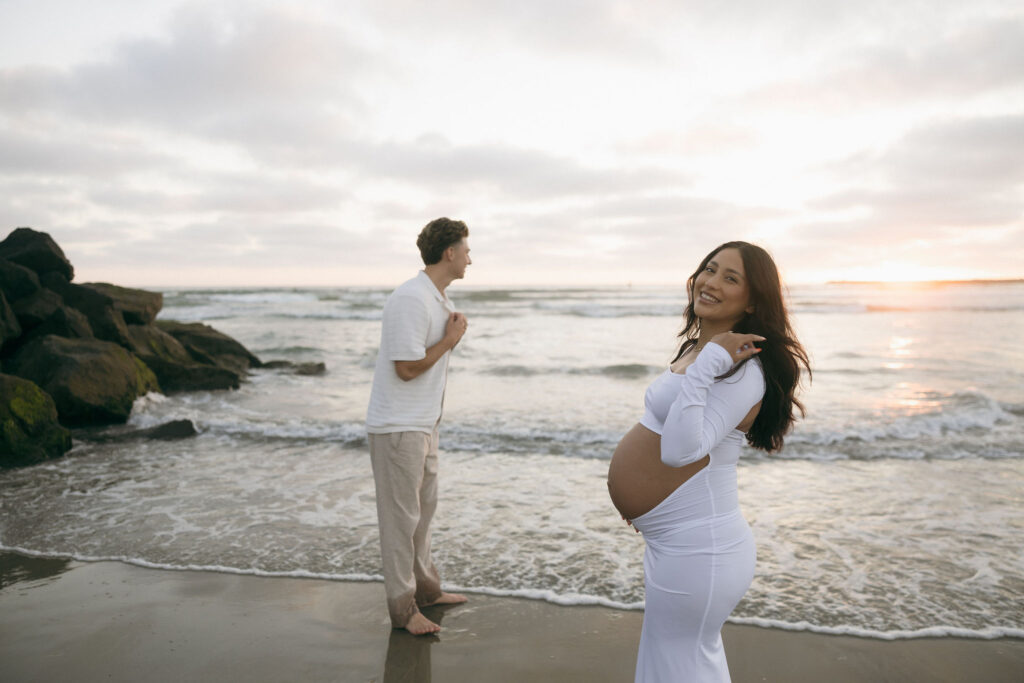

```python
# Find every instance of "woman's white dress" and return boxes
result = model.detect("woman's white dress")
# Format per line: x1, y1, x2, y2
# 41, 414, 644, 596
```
631, 343, 765, 682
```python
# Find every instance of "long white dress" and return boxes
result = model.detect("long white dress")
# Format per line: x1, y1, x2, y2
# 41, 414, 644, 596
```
630, 343, 765, 682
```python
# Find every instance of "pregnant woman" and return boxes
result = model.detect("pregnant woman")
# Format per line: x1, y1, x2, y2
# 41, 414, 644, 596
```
608, 241, 810, 682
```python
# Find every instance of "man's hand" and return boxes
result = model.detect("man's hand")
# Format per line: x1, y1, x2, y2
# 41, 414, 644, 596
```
394, 312, 468, 381
445, 312, 468, 347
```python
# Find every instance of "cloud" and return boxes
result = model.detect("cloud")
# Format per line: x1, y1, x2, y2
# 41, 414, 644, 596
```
0, 4, 375, 130
356, 0, 666, 62
808, 114, 1024, 231
344, 136, 686, 199
619, 121, 760, 157
737, 17, 1024, 111
0, 127, 176, 176
1, 0, 1021, 284
86, 172, 347, 215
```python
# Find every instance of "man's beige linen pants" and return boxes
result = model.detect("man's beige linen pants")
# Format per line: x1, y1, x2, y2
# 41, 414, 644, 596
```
369, 429, 443, 626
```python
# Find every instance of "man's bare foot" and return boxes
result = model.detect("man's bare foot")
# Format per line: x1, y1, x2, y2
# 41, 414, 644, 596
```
403, 612, 441, 635
423, 592, 468, 606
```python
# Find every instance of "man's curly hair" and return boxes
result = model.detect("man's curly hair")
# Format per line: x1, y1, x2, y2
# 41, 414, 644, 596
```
417, 217, 469, 265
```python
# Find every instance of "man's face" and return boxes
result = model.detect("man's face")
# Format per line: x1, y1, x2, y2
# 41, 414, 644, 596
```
449, 239, 472, 279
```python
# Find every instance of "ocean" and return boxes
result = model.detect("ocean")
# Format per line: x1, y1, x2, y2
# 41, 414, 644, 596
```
1, 280, 1022, 640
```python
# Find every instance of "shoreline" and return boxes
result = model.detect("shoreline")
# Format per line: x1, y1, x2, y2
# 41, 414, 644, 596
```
6, 545, 1021, 641
2, 551, 1022, 682
4, 545, 1022, 642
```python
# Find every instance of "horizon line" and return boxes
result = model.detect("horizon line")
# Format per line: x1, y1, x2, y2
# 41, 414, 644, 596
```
80, 277, 1024, 291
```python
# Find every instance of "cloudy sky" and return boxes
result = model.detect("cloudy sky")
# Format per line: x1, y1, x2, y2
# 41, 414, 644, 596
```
1, 0, 1022, 286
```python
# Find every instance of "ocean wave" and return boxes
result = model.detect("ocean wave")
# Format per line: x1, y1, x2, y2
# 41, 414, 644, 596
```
268, 311, 381, 321
728, 616, 1024, 641
158, 286, 1024, 323
486, 365, 540, 377
457, 289, 531, 302
109, 384, 1021, 462
96, 408, 1021, 463
533, 303, 680, 318
3, 546, 1020, 641
787, 392, 1018, 448
253, 345, 325, 356
166, 290, 321, 304
485, 363, 659, 379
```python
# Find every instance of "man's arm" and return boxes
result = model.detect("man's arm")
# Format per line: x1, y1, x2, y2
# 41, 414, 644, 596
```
394, 312, 467, 381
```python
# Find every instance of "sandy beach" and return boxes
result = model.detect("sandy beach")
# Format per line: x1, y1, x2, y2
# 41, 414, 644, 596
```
1, 551, 1021, 682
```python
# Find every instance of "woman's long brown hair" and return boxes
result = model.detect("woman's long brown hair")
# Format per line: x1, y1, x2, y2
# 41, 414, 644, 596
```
672, 241, 811, 452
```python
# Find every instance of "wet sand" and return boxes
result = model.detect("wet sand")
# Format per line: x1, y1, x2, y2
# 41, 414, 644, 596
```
1, 551, 1021, 682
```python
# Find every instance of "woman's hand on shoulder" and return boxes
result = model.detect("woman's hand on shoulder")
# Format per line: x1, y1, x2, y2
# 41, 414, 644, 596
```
709, 332, 765, 364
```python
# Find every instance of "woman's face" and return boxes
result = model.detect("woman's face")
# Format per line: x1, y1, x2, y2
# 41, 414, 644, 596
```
692, 248, 753, 327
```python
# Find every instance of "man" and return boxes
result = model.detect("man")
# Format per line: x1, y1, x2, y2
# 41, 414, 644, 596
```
366, 217, 472, 635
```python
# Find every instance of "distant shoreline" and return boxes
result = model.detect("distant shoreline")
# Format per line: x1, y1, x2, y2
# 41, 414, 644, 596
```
100, 279, 1024, 291
826, 278, 1024, 286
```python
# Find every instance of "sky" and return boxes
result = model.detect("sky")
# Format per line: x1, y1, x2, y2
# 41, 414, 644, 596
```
1, 0, 1022, 287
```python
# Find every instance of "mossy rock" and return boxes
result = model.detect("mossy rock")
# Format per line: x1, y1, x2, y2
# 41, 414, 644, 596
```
0, 373, 72, 468
82, 283, 163, 325
8, 335, 160, 426
156, 320, 262, 374
125, 324, 239, 391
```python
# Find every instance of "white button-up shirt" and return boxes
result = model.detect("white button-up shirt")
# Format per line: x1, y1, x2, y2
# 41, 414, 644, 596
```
366, 271, 455, 434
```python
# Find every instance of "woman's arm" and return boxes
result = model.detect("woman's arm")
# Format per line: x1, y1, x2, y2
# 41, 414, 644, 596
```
660, 342, 766, 467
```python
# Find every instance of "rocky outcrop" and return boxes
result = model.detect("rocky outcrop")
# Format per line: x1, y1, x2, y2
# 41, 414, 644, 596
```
0, 258, 42, 301
9, 335, 159, 426
156, 321, 262, 375
0, 291, 21, 347
84, 283, 162, 325
0, 226, 273, 466
0, 228, 73, 281
126, 324, 240, 391
11, 288, 63, 330
9, 288, 93, 347
0, 373, 73, 467
61, 283, 131, 346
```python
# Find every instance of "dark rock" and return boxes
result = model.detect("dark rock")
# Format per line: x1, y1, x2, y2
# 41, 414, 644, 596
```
156, 320, 262, 375
137, 419, 197, 440
126, 324, 239, 391
144, 360, 240, 391
62, 283, 130, 346
9, 335, 160, 426
294, 362, 326, 376
19, 306, 93, 346
0, 228, 74, 281
40, 271, 70, 295
83, 283, 162, 325
0, 258, 42, 300
126, 324, 192, 364
262, 360, 326, 376
8, 289, 93, 347
80, 418, 198, 444
0, 291, 21, 348
11, 288, 63, 330
0, 373, 73, 468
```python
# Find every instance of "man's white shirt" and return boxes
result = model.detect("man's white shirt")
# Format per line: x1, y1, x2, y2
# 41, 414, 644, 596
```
366, 271, 455, 434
